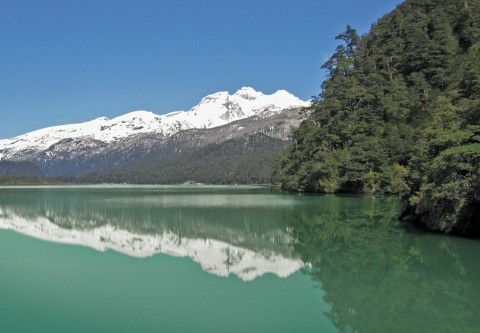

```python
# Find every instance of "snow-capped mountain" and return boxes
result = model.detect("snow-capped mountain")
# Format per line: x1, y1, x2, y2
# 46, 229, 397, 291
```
0, 87, 308, 159
0, 87, 309, 178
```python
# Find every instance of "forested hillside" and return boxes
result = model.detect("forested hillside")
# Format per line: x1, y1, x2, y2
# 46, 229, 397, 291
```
275, 0, 480, 234
82, 133, 286, 185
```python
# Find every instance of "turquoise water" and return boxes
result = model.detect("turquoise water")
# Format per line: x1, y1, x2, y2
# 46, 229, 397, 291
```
0, 186, 479, 333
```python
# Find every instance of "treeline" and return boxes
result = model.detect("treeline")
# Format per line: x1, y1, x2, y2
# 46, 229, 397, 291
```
0, 176, 66, 185
82, 133, 287, 185
275, 0, 480, 234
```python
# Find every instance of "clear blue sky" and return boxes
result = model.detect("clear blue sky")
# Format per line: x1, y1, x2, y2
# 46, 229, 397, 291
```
0, 0, 403, 139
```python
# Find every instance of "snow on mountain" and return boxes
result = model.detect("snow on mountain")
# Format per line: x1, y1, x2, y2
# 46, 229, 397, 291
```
0, 87, 309, 159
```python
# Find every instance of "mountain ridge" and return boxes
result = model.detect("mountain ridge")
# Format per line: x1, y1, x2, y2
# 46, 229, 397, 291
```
0, 87, 308, 161
0, 87, 308, 179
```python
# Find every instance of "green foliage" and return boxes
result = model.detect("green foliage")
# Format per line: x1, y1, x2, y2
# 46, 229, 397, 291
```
275, 0, 480, 234
406, 144, 480, 234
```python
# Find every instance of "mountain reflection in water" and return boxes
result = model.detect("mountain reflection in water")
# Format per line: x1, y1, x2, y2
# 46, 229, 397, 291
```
0, 186, 303, 281
0, 186, 479, 332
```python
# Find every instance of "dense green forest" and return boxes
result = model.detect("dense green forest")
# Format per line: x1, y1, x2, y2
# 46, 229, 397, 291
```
275, 0, 480, 235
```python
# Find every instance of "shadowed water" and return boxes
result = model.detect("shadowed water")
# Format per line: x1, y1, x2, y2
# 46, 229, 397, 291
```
0, 186, 478, 333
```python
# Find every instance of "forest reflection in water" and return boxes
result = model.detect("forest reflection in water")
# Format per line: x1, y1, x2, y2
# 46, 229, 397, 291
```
287, 194, 480, 333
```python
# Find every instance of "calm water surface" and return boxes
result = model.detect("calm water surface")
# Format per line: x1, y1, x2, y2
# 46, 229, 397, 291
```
0, 186, 478, 333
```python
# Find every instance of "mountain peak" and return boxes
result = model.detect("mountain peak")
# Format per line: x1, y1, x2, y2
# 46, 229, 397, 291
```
234, 87, 263, 100
196, 91, 229, 105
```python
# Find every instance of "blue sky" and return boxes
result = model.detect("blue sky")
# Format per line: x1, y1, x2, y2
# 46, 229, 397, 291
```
0, 0, 403, 139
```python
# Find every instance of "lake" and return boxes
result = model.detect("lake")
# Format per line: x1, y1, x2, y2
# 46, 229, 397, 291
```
0, 186, 478, 333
